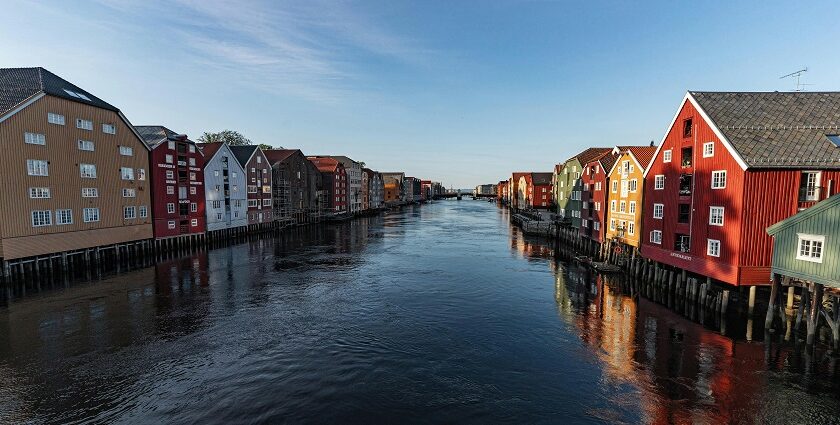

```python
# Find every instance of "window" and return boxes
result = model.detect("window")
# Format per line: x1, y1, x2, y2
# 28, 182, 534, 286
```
248, 199, 259, 208
56, 209, 72, 225
707, 239, 721, 257
653, 203, 664, 219
138, 169, 146, 180
711, 170, 726, 189
650, 230, 662, 244
29, 187, 50, 199
167, 186, 174, 195
139, 206, 148, 218
654, 175, 665, 190
212, 200, 221, 209
678, 204, 690, 223
83, 208, 100, 222
190, 172, 196, 181
797, 234, 824, 263
191, 219, 198, 227
619, 201, 626, 212
79, 164, 96, 178
187, 186, 195, 195
683, 118, 693, 137
48, 113, 65, 125
629, 179, 638, 192
593, 222, 600, 231
703, 142, 714, 158
119, 146, 133, 156
166, 154, 174, 164
214, 170, 219, 177
27, 159, 49, 176
189, 157, 196, 166
31, 210, 52, 227
610, 219, 616, 231
663, 149, 672, 163
168, 141, 175, 150
263, 199, 272, 207
168, 220, 176, 230
124, 206, 136, 219
167, 203, 175, 214
190, 203, 197, 212
25, 132, 46, 145
629, 201, 636, 214
122, 188, 136, 198
76, 119, 93, 130
102, 123, 116, 134
232, 172, 238, 179
78, 139, 95, 151
800, 171, 821, 201
709, 206, 724, 226
82, 187, 98, 198
257, 156, 262, 164
121, 167, 134, 180
628, 222, 635, 235
189, 145, 195, 153
165, 170, 175, 180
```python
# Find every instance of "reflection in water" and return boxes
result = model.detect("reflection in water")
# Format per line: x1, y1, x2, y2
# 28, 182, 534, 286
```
1, 202, 840, 423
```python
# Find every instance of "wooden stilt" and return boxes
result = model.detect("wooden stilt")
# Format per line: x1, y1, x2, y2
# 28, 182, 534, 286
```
766, 274, 781, 331
748, 286, 757, 317
807, 283, 824, 347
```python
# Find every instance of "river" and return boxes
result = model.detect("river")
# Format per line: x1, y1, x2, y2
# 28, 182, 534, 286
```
0, 201, 839, 424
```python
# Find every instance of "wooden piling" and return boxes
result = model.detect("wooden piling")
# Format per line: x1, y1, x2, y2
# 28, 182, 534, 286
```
766, 275, 781, 331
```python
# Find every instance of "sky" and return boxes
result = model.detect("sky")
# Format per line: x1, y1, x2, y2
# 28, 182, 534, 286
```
3, 0, 840, 188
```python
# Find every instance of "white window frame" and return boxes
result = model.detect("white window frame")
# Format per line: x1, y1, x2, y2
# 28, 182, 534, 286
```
82, 187, 98, 198
653, 203, 664, 219
124, 206, 136, 220
654, 175, 665, 190
102, 123, 116, 134
47, 113, 65, 125
711, 170, 727, 189
121, 167, 134, 180
703, 142, 714, 158
119, 146, 133, 156
80, 163, 97, 178
167, 203, 175, 214
629, 201, 636, 214
29, 187, 51, 199
796, 234, 825, 263
168, 220, 176, 230
78, 139, 95, 151
650, 230, 662, 244
122, 188, 136, 198
31, 210, 52, 227
76, 118, 93, 130
628, 222, 635, 235
83, 208, 100, 223
27, 159, 49, 176
56, 209, 73, 225
663, 149, 672, 163
139, 205, 148, 218
709, 206, 724, 226
25, 132, 46, 145
707, 239, 721, 257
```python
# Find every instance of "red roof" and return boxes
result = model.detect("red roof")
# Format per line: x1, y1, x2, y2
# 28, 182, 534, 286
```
627, 146, 658, 170
196, 143, 224, 163
308, 156, 341, 173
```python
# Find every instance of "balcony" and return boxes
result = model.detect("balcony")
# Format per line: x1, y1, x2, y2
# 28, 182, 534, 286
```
679, 174, 692, 196
674, 234, 690, 252
681, 147, 693, 168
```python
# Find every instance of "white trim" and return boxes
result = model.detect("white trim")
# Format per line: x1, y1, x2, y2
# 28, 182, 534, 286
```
643, 92, 748, 179
796, 233, 825, 263
0, 93, 46, 124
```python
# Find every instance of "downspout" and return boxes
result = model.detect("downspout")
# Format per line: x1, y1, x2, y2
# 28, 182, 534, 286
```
689, 119, 697, 254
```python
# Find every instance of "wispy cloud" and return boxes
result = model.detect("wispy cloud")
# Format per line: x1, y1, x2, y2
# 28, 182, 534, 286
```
94, 0, 430, 102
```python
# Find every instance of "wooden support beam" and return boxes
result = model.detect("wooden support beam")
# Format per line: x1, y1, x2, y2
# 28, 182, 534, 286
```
807, 283, 824, 347
766, 275, 781, 331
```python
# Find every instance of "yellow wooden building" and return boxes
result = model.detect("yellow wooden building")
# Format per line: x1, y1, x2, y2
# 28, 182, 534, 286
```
604, 146, 657, 254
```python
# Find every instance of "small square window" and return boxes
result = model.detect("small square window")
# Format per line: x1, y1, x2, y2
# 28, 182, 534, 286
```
703, 142, 714, 158
707, 239, 721, 257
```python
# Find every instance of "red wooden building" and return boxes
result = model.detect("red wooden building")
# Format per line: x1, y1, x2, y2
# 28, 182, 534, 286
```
641, 91, 840, 287
230, 145, 273, 229
135, 126, 206, 240
528, 172, 554, 209
308, 156, 348, 214
579, 149, 620, 242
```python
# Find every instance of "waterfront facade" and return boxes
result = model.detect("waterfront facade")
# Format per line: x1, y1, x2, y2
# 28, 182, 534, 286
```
580, 152, 618, 242
510, 172, 528, 210
0, 67, 153, 260
556, 148, 610, 229
264, 149, 321, 224
405, 177, 417, 203
641, 91, 840, 287
199, 143, 248, 232
367, 169, 384, 209
604, 146, 657, 253
382, 172, 405, 204
323, 156, 362, 214
529, 173, 553, 209
135, 126, 206, 239
309, 157, 348, 214
230, 145, 273, 227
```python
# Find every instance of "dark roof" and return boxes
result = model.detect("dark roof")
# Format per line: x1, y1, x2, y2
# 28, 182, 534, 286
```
690, 91, 840, 169
134, 125, 196, 149
0, 67, 119, 116
263, 149, 301, 165
229, 145, 259, 167
599, 153, 619, 173
567, 147, 611, 166
531, 172, 553, 185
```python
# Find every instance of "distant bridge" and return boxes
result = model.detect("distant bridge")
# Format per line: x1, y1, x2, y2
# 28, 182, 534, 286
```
435, 192, 498, 200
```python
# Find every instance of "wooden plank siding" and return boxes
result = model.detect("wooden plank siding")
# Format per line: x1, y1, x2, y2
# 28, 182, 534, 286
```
605, 151, 645, 249
0, 95, 152, 259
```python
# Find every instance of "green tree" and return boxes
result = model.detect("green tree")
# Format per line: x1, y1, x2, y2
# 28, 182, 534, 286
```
257, 143, 274, 150
198, 130, 252, 146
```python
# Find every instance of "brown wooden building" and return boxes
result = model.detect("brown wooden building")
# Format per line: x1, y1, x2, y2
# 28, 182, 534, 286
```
0, 67, 152, 261
230, 145, 273, 229
264, 149, 323, 224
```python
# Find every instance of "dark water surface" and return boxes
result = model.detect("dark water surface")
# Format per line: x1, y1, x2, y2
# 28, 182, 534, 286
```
1, 201, 840, 424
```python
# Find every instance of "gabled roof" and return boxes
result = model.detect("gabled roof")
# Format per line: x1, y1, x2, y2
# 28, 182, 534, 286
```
134, 125, 198, 150
531, 172, 553, 185
228, 145, 260, 167
0, 67, 118, 116
627, 146, 657, 171
689, 91, 840, 169
196, 143, 224, 163
263, 149, 302, 165
308, 156, 342, 173
767, 193, 840, 235
566, 147, 612, 166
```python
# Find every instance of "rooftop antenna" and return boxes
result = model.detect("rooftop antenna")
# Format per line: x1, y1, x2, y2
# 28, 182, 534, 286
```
780, 67, 812, 91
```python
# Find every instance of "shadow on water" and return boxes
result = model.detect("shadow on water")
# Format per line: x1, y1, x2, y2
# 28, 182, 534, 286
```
1, 201, 840, 423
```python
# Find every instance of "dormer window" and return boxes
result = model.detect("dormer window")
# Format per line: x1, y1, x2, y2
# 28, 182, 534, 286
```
683, 118, 693, 138
828, 135, 840, 147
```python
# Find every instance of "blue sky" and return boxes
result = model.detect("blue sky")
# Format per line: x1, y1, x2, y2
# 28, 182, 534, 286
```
3, 1, 840, 187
